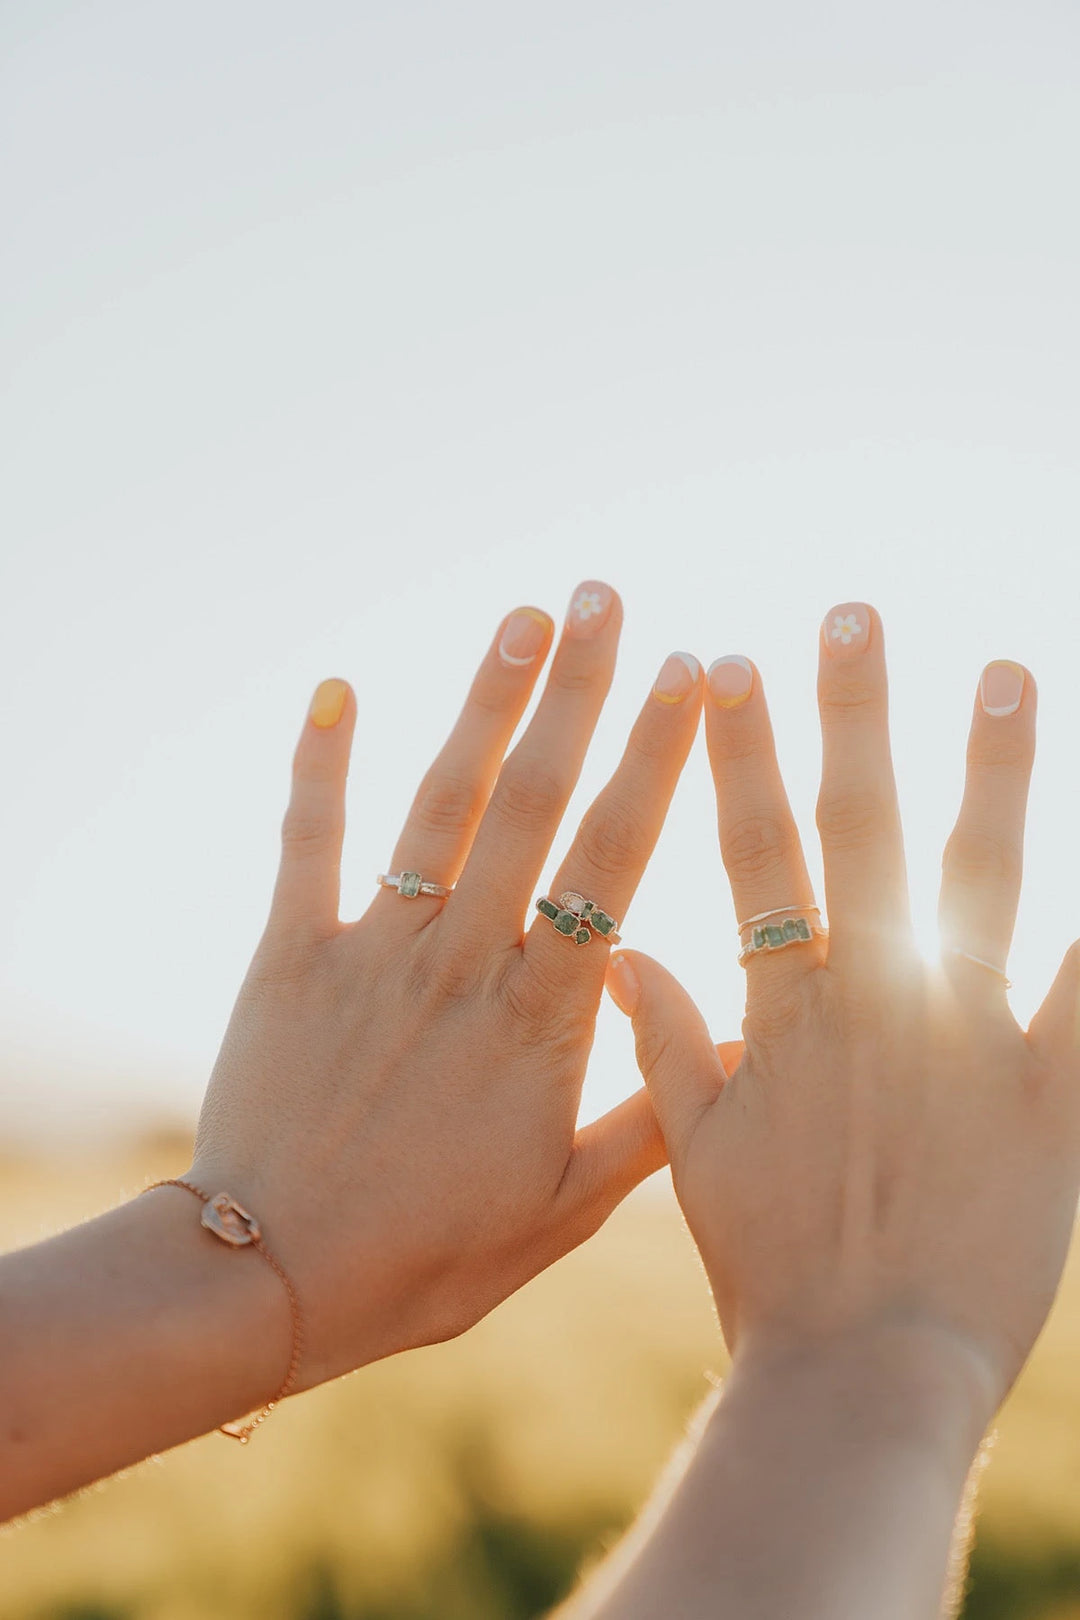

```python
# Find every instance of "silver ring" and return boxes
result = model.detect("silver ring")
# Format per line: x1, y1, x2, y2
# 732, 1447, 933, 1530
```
536, 890, 622, 946
944, 949, 1011, 989
738, 903, 821, 935
376, 871, 453, 899
739, 916, 827, 966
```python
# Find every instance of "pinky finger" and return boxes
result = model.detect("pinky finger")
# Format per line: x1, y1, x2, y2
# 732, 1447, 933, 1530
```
269, 678, 356, 938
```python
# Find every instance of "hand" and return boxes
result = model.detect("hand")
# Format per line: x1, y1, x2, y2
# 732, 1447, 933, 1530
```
187, 583, 703, 1392
607, 605, 1080, 1420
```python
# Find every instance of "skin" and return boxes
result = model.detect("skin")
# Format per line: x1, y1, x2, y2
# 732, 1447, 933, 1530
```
0, 582, 703, 1522
566, 605, 1080, 1620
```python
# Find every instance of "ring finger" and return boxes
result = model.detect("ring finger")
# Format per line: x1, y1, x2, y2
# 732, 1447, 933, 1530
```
522, 650, 704, 993
704, 655, 823, 987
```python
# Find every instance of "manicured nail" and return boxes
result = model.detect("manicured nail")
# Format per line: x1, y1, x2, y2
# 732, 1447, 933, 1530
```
309, 678, 349, 729
498, 608, 552, 668
653, 651, 700, 704
823, 603, 871, 659
565, 580, 614, 638
607, 952, 641, 1016
980, 661, 1025, 718
707, 656, 753, 708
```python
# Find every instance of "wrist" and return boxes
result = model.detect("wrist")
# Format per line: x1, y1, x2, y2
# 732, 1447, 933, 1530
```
728, 1315, 997, 1470
134, 1184, 291, 1429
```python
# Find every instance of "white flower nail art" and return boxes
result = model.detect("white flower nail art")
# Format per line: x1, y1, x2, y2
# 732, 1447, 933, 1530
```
831, 612, 863, 645
572, 590, 605, 621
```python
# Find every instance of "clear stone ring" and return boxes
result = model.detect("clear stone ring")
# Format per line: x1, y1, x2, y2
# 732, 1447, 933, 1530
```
376, 871, 453, 899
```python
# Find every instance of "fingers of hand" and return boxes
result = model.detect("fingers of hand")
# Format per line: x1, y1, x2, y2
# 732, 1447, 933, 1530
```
448, 582, 623, 938
705, 657, 822, 989
375, 605, 555, 929
270, 678, 356, 936
939, 663, 1035, 989
522, 651, 704, 991
816, 603, 912, 964
606, 949, 725, 1159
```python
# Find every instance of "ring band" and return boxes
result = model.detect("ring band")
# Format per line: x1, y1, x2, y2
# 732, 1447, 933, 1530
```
376, 871, 453, 899
944, 948, 1012, 989
738, 903, 821, 935
536, 890, 622, 946
739, 916, 827, 966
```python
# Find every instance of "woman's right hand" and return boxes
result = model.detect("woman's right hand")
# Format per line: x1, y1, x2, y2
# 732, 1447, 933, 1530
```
608, 604, 1080, 1422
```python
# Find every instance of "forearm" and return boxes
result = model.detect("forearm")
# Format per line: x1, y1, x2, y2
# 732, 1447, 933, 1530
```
565, 1326, 993, 1620
0, 1184, 288, 1520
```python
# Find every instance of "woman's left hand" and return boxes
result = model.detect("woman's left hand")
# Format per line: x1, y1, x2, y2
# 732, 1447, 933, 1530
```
190, 581, 702, 1391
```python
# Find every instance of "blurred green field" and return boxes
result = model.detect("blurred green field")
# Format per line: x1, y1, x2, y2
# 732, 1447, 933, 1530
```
2, 1138, 1079, 1620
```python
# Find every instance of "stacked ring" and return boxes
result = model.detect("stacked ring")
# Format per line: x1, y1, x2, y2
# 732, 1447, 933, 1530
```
735, 913, 829, 959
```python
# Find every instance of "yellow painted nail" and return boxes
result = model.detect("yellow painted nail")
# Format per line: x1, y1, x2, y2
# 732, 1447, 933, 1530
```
309, 678, 349, 729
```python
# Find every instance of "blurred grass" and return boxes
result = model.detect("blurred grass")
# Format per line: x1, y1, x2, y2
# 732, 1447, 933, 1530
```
1, 1138, 1078, 1620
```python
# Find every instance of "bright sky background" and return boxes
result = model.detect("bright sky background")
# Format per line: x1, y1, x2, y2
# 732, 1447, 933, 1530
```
2, 0, 1079, 1148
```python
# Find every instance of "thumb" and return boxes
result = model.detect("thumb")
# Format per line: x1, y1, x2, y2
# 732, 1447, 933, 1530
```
606, 950, 726, 1158
1028, 940, 1080, 1066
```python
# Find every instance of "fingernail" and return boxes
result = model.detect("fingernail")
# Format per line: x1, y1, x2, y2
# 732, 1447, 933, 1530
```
607, 952, 641, 1016
565, 580, 614, 638
980, 661, 1025, 718
707, 656, 753, 708
309, 678, 349, 729
653, 651, 700, 704
823, 603, 871, 659
498, 608, 552, 668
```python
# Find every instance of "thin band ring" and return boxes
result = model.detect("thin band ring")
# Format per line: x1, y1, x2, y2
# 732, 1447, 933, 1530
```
738, 902, 822, 935
944, 948, 1012, 989
376, 871, 453, 899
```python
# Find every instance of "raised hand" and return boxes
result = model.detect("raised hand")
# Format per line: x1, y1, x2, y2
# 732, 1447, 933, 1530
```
586, 605, 1080, 1619
187, 583, 702, 1392
611, 602, 1080, 1408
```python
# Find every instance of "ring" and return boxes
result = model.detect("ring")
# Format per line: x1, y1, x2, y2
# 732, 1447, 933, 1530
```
376, 871, 453, 899
738, 916, 826, 966
738, 902, 821, 935
536, 890, 622, 946
944, 948, 1012, 989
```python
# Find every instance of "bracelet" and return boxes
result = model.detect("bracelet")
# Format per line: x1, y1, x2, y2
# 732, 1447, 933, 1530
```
144, 1177, 304, 1444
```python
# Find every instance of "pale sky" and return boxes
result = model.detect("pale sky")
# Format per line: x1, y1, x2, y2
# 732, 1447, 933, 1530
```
2, 1, 1079, 1146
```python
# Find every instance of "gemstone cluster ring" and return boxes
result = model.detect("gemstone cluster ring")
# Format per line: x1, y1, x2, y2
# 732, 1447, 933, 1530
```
536, 890, 621, 946
376, 871, 453, 899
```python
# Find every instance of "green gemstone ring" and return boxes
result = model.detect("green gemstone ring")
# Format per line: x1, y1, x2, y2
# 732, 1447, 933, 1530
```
376, 871, 453, 899
536, 890, 622, 947
738, 915, 824, 967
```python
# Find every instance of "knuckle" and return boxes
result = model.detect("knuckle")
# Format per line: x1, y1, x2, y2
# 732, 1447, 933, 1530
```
743, 989, 804, 1046
967, 733, 1033, 775
412, 772, 483, 839
941, 827, 1020, 891
815, 789, 890, 852
575, 798, 649, 881
819, 677, 884, 719
634, 1018, 677, 1083
548, 658, 601, 696
493, 761, 567, 833
723, 812, 801, 885
499, 961, 590, 1049
280, 807, 338, 852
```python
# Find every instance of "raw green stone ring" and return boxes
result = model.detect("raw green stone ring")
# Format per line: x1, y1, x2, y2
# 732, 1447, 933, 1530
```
535, 891, 621, 947
376, 871, 454, 899
738, 914, 821, 967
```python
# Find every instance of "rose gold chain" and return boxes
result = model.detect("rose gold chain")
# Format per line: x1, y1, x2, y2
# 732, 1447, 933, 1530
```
144, 1177, 304, 1444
